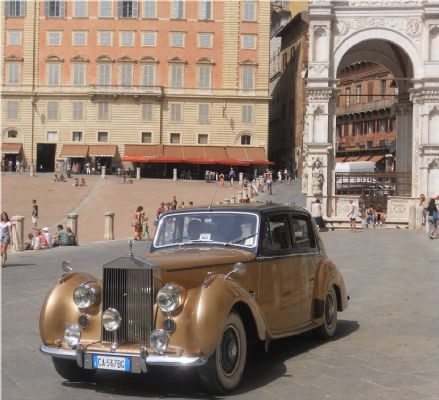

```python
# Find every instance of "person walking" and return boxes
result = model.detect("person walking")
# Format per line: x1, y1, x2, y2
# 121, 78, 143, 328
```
347, 200, 358, 231
365, 206, 376, 229
1, 212, 13, 266
229, 168, 235, 186
266, 174, 273, 195
31, 199, 39, 229
311, 199, 325, 231
133, 206, 144, 240
426, 198, 438, 239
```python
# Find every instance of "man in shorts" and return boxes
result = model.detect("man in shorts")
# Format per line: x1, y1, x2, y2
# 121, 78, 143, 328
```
32, 199, 39, 229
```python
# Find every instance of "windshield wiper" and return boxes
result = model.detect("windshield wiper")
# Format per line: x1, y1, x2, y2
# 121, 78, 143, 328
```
225, 232, 257, 246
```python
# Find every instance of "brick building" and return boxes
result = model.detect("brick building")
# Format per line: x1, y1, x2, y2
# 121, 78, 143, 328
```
336, 61, 397, 169
1, 0, 271, 176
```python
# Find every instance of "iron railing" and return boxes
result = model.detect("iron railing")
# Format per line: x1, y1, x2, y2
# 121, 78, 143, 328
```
335, 171, 412, 212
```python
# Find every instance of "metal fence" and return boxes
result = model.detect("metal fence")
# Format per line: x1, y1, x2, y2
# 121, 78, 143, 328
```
335, 172, 412, 212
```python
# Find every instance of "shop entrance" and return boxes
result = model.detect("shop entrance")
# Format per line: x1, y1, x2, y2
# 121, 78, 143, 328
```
36, 144, 56, 172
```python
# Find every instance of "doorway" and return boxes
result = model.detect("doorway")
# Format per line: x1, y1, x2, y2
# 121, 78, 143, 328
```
36, 144, 56, 172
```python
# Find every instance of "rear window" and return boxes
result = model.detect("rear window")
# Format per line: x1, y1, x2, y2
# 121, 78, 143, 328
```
291, 217, 315, 250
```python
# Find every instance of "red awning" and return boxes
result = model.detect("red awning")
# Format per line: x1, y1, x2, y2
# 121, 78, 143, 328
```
357, 155, 372, 161
1, 143, 23, 154
336, 156, 346, 162
344, 156, 360, 162
88, 145, 117, 157
121, 145, 272, 165
369, 155, 385, 163
60, 145, 89, 158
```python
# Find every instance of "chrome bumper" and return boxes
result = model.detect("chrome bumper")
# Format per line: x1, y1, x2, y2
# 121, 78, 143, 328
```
40, 345, 207, 370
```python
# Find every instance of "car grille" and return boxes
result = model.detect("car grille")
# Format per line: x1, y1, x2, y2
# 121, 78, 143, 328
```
102, 267, 154, 343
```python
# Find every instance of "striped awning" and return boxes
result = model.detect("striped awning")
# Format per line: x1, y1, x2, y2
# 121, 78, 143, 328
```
369, 155, 385, 163
88, 145, 117, 157
1, 143, 23, 154
60, 145, 89, 158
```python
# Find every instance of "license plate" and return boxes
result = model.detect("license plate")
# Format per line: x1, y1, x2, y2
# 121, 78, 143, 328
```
92, 354, 131, 372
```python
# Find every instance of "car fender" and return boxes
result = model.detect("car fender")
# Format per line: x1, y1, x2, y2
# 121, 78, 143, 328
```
39, 272, 101, 346
195, 275, 267, 357
313, 258, 349, 319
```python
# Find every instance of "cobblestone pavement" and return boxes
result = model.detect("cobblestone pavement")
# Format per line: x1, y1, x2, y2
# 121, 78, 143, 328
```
2, 223, 439, 399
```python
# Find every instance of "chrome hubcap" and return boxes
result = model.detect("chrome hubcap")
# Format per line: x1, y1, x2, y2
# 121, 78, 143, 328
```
325, 295, 335, 326
220, 327, 239, 375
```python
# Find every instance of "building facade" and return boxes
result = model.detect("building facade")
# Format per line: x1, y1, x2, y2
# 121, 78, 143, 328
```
269, 9, 308, 176
1, 0, 270, 175
336, 61, 397, 169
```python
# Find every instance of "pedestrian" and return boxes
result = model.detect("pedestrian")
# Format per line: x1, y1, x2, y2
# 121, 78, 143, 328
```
86, 161, 91, 175
266, 174, 273, 195
24, 233, 34, 251
38, 230, 49, 249
278, 170, 282, 182
426, 198, 438, 239
154, 202, 166, 226
188, 201, 194, 207
229, 167, 235, 186
133, 206, 144, 240
143, 217, 150, 240
376, 208, 385, 227
31, 199, 39, 229
66, 162, 72, 178
311, 199, 325, 231
53, 224, 69, 246
66, 227, 76, 245
171, 196, 178, 210
419, 193, 427, 226
42, 227, 53, 247
219, 172, 225, 187
1, 212, 13, 266
347, 200, 358, 231
365, 206, 376, 228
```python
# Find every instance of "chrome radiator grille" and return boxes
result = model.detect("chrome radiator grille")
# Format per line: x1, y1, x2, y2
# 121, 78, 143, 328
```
102, 268, 154, 343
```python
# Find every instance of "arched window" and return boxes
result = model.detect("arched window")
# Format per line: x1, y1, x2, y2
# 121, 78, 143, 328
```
430, 27, 439, 61
241, 134, 251, 145
7, 130, 18, 139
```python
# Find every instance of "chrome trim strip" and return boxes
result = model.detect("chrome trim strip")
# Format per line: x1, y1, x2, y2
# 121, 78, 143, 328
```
145, 354, 208, 366
40, 345, 76, 359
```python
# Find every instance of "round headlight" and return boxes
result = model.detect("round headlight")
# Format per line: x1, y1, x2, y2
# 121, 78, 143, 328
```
73, 285, 96, 309
102, 308, 122, 332
150, 329, 169, 354
64, 324, 81, 348
157, 283, 185, 313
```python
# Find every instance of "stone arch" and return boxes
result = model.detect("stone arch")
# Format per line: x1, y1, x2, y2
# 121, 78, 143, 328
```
334, 28, 423, 79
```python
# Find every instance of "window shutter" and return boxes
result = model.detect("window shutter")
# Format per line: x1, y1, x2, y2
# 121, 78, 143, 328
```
44, 0, 50, 16
133, 0, 138, 17
118, 0, 123, 17
60, 0, 65, 17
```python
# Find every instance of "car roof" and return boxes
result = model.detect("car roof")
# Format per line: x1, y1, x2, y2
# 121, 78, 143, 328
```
164, 202, 310, 216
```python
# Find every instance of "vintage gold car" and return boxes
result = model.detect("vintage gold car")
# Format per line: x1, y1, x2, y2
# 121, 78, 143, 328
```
40, 204, 348, 393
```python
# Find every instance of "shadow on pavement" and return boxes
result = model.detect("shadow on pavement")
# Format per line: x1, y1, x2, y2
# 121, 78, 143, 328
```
2, 262, 37, 268
62, 320, 359, 398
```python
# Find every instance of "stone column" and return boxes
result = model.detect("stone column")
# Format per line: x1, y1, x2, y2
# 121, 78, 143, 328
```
101, 165, 106, 179
394, 101, 413, 174
239, 172, 243, 186
237, 191, 243, 202
173, 168, 177, 181
136, 167, 141, 180
66, 213, 79, 245
104, 212, 115, 240
29, 164, 35, 177
11, 216, 24, 252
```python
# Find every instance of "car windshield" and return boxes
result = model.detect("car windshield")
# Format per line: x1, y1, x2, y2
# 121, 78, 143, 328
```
154, 211, 259, 249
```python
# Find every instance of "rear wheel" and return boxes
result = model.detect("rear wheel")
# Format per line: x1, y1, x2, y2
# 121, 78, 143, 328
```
315, 286, 338, 339
52, 357, 96, 382
198, 312, 247, 394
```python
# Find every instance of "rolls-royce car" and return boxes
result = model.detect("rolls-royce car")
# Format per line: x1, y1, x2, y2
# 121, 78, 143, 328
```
39, 204, 348, 393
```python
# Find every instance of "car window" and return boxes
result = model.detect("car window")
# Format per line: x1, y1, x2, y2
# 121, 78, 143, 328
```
290, 216, 315, 250
261, 214, 292, 254
154, 212, 259, 248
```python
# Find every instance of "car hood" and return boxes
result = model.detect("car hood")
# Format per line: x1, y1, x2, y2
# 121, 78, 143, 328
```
145, 246, 256, 272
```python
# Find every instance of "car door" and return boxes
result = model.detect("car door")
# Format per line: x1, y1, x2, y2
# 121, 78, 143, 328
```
290, 213, 320, 324
257, 213, 304, 334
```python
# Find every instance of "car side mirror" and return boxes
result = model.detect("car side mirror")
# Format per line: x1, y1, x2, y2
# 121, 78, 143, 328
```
61, 260, 73, 272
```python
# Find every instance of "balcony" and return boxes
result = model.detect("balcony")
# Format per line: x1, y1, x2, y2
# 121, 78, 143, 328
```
88, 85, 163, 97
337, 98, 394, 115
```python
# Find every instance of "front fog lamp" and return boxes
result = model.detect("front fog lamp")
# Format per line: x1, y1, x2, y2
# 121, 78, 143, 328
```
150, 329, 169, 354
73, 285, 96, 309
102, 308, 122, 332
64, 324, 81, 348
157, 283, 186, 313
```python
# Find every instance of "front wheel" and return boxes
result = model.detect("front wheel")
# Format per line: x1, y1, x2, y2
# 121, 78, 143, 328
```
315, 286, 338, 339
198, 312, 247, 394
52, 357, 96, 382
